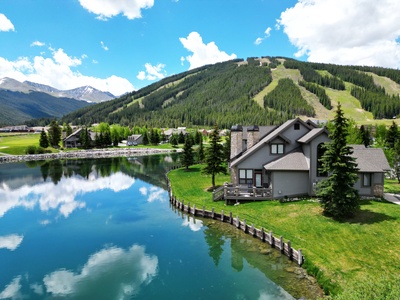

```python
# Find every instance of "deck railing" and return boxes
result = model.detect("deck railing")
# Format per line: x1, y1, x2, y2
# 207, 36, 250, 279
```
213, 184, 273, 201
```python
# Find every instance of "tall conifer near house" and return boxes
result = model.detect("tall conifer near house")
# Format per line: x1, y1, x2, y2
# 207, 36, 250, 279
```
316, 102, 360, 218
202, 124, 227, 188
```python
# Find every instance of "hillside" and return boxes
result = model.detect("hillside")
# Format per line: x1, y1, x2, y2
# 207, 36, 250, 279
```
0, 89, 92, 126
62, 57, 400, 128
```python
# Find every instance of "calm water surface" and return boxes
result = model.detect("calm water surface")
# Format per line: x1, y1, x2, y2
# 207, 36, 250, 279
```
0, 155, 322, 299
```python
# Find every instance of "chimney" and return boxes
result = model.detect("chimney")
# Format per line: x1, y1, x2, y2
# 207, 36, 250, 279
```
247, 125, 260, 149
230, 125, 243, 159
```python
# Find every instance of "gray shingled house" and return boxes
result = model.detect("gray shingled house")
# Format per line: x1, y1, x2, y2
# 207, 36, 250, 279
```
226, 118, 390, 201
63, 128, 96, 148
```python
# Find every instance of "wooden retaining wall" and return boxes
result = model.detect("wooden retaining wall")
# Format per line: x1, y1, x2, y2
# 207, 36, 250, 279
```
166, 174, 304, 266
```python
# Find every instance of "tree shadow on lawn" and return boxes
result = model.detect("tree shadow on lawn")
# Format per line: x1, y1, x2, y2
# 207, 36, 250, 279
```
336, 200, 398, 225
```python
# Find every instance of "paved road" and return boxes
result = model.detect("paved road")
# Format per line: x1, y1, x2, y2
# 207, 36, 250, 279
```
384, 193, 400, 205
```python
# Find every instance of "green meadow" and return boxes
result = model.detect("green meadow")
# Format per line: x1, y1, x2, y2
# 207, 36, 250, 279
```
168, 165, 400, 296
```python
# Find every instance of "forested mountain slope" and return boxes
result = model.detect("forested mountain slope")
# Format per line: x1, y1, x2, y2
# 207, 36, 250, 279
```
0, 90, 92, 126
62, 57, 400, 128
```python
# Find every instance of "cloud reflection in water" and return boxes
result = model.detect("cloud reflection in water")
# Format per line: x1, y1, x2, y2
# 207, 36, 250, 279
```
0, 173, 135, 218
0, 234, 23, 251
43, 244, 158, 299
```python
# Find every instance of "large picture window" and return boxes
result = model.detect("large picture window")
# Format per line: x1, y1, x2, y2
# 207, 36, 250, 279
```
239, 169, 253, 185
271, 144, 284, 154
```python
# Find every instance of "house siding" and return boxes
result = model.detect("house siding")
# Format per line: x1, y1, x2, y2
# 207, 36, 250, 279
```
271, 171, 309, 198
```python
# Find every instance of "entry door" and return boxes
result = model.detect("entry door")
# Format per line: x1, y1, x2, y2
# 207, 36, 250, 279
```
255, 172, 262, 187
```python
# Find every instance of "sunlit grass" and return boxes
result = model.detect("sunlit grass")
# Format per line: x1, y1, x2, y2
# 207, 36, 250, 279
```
168, 165, 400, 294
0, 133, 41, 155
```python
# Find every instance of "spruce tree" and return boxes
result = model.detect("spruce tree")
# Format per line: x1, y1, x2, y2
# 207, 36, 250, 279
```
47, 120, 61, 147
197, 140, 205, 163
316, 102, 360, 218
39, 129, 49, 148
181, 135, 194, 171
202, 124, 227, 188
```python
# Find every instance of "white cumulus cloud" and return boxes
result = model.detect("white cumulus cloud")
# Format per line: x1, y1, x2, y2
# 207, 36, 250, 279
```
137, 63, 166, 81
277, 0, 400, 68
0, 47, 134, 96
0, 13, 14, 32
179, 32, 237, 70
79, 0, 154, 20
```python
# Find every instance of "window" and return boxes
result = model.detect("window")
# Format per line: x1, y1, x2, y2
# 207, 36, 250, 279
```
271, 143, 284, 154
239, 169, 253, 185
363, 173, 371, 187
294, 123, 300, 130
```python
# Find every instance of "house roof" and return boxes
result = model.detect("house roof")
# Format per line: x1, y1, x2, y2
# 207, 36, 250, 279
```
263, 148, 309, 171
230, 118, 313, 167
64, 128, 82, 141
350, 145, 391, 172
297, 127, 328, 143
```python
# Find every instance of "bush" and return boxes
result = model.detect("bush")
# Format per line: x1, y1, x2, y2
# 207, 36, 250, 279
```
25, 145, 37, 155
36, 146, 45, 154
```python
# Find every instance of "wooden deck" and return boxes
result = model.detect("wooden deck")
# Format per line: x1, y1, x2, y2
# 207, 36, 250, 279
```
213, 185, 273, 202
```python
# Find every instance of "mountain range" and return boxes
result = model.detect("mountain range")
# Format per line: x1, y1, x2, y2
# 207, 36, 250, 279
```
61, 57, 400, 128
0, 78, 116, 126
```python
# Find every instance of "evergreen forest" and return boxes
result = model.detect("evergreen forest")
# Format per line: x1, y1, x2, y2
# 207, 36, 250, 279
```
59, 56, 400, 128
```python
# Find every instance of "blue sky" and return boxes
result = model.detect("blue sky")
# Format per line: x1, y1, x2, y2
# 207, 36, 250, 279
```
0, 0, 399, 96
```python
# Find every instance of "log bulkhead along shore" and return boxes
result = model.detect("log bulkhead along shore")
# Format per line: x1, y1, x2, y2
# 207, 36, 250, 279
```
165, 170, 304, 266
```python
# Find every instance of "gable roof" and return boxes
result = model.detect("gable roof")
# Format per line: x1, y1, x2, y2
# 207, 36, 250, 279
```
297, 127, 328, 143
350, 145, 391, 172
230, 118, 314, 167
64, 128, 82, 141
263, 148, 309, 171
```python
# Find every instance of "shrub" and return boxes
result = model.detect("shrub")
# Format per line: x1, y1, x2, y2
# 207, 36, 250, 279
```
25, 145, 37, 155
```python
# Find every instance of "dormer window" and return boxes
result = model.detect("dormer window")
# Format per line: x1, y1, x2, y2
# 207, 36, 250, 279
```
271, 143, 284, 154
294, 123, 300, 130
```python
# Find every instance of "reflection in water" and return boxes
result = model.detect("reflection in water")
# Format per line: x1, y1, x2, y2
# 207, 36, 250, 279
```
0, 234, 23, 251
203, 222, 225, 266
0, 172, 135, 218
182, 215, 203, 232
0, 276, 22, 299
0, 244, 158, 300
139, 186, 168, 203
43, 244, 158, 299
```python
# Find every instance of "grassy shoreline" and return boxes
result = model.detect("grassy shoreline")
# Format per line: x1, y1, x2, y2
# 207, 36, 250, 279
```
168, 165, 400, 297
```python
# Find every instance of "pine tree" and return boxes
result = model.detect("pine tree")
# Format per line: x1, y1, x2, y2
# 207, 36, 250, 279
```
202, 124, 227, 188
142, 131, 149, 145
181, 135, 194, 171
47, 120, 61, 147
197, 139, 205, 162
39, 129, 49, 148
316, 102, 360, 218
170, 134, 178, 147
386, 121, 398, 149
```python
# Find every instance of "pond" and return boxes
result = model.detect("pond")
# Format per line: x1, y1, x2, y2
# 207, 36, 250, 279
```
0, 155, 323, 299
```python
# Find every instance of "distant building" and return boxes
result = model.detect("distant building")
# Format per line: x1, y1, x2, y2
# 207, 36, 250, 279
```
63, 128, 96, 148
127, 134, 142, 146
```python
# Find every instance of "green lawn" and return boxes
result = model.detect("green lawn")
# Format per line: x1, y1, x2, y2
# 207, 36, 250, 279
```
168, 165, 400, 296
0, 133, 41, 155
